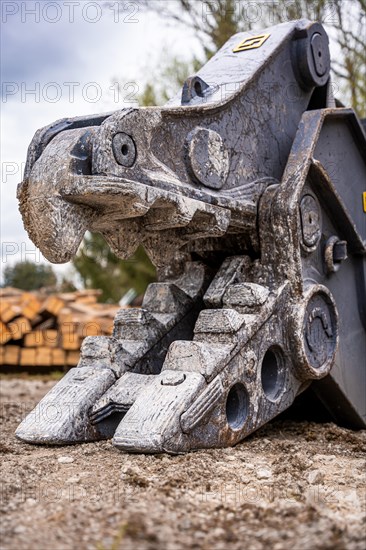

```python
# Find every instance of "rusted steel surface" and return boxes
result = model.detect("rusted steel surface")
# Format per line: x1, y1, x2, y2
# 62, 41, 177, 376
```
16, 20, 366, 452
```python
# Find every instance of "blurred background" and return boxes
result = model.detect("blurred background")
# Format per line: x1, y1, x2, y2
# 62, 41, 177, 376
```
1, 0, 365, 304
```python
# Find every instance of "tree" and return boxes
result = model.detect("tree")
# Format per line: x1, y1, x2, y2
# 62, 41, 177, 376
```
2, 261, 57, 291
138, 55, 200, 106
331, 0, 366, 116
134, 0, 366, 116
72, 233, 156, 303
133, 0, 242, 59
259, 0, 366, 116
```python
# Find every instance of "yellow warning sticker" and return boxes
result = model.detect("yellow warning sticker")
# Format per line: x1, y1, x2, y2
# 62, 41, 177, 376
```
233, 33, 270, 53
363, 191, 366, 213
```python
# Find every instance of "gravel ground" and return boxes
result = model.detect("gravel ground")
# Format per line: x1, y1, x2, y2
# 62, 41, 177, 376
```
0, 377, 365, 550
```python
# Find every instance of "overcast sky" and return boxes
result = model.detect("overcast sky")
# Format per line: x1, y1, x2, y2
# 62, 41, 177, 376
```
0, 0, 201, 284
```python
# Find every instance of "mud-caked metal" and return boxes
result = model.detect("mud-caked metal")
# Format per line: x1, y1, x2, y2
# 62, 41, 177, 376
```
16, 19, 366, 452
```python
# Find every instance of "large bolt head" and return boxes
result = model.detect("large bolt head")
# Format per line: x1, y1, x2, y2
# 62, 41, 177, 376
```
291, 285, 338, 381
311, 33, 329, 77
299, 193, 322, 251
112, 132, 137, 167
186, 127, 229, 190
293, 22, 331, 89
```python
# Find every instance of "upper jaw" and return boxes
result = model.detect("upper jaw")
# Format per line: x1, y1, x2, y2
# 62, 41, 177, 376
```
18, 105, 261, 266
17, 115, 233, 265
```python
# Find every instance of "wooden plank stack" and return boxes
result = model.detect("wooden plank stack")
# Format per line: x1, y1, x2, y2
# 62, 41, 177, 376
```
0, 288, 120, 370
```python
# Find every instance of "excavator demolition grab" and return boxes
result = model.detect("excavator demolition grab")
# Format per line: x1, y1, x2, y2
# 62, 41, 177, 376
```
16, 20, 366, 453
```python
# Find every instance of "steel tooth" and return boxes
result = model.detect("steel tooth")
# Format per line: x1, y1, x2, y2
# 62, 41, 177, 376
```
193, 309, 257, 345
142, 197, 195, 230
65, 179, 155, 228
204, 256, 252, 308
18, 128, 96, 264
112, 371, 206, 453
68, 174, 232, 251
62, 176, 147, 206
15, 367, 116, 444
162, 340, 234, 382
79, 336, 133, 378
90, 372, 153, 424
102, 221, 141, 260
24, 196, 94, 264
89, 186, 150, 225
222, 283, 270, 313
113, 309, 165, 341
142, 232, 189, 268
173, 261, 211, 299
143, 194, 230, 235
180, 209, 230, 239
143, 206, 191, 230
142, 283, 192, 314
195, 309, 247, 334
96, 202, 150, 226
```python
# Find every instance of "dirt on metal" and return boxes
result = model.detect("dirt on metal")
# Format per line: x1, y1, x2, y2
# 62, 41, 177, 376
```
1, 377, 365, 550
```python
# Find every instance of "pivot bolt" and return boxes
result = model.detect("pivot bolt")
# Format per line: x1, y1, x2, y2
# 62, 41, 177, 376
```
112, 132, 137, 167
293, 22, 331, 89
292, 286, 338, 380
311, 33, 329, 77
299, 194, 322, 250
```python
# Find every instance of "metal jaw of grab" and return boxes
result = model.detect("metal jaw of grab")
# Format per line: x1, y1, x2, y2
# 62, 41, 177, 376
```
16, 19, 366, 452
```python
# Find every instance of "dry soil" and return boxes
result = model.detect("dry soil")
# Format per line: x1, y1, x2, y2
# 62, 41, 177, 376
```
0, 377, 365, 550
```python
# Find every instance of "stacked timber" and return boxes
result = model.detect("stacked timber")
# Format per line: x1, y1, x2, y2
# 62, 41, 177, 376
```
0, 288, 120, 369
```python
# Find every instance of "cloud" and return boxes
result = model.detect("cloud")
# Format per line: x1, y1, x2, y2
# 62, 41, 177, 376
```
1, 1, 136, 93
